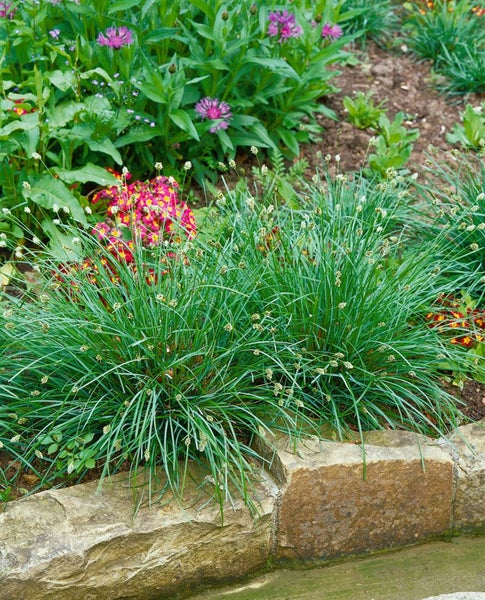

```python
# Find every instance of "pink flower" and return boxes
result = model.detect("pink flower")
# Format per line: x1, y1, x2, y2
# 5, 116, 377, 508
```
97, 26, 134, 49
91, 172, 197, 259
268, 10, 302, 43
0, 2, 16, 18
49, 29, 61, 39
195, 97, 232, 133
321, 23, 343, 40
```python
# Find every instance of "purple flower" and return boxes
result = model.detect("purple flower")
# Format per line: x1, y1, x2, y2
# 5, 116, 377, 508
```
0, 2, 16, 18
321, 23, 343, 40
268, 10, 302, 43
195, 97, 232, 133
49, 29, 61, 39
97, 26, 134, 49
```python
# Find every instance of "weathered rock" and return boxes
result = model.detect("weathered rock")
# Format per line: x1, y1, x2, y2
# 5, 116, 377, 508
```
259, 431, 454, 561
444, 419, 485, 532
0, 467, 277, 600
1, 423, 483, 598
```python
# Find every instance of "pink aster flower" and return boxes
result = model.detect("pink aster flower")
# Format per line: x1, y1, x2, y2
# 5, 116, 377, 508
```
267, 10, 302, 43
97, 26, 134, 49
0, 2, 16, 18
195, 97, 232, 133
321, 23, 343, 40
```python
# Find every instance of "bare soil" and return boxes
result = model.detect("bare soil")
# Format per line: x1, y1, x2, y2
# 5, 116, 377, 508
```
313, 42, 482, 175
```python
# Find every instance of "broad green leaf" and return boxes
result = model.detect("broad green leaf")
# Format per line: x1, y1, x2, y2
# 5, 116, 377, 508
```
108, 0, 142, 11
53, 164, 120, 186
47, 102, 85, 128
41, 219, 84, 262
169, 109, 199, 140
144, 28, 180, 44
216, 128, 234, 154
248, 122, 277, 150
23, 176, 87, 224
87, 138, 123, 165
114, 127, 160, 147
80, 68, 113, 83
47, 70, 76, 92
0, 115, 39, 137
279, 128, 300, 156
244, 57, 301, 82
17, 127, 40, 158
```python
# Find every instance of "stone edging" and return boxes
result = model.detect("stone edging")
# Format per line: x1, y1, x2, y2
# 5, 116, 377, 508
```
0, 420, 483, 600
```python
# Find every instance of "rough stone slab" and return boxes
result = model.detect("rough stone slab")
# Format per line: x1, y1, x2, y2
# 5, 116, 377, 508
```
259, 431, 454, 560
0, 468, 277, 600
444, 419, 485, 532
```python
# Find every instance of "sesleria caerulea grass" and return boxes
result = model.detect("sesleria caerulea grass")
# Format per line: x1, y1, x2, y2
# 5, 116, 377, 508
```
0, 166, 474, 507
0, 226, 311, 510
216, 168, 470, 441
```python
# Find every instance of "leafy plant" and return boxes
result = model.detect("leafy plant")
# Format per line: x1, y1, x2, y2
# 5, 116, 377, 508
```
366, 112, 420, 177
0, 0, 362, 254
343, 91, 387, 130
342, 0, 399, 46
447, 102, 485, 151
402, 0, 484, 64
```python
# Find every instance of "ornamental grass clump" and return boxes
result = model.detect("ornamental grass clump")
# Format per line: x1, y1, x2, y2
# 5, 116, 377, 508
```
216, 168, 469, 440
402, 0, 485, 95
0, 221, 311, 509
419, 152, 485, 291
0, 165, 475, 507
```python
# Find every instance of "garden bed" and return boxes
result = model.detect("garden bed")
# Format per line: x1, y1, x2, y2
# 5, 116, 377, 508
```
1, 0, 485, 512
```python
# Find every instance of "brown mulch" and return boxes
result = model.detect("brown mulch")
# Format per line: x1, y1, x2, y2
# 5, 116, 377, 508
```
311, 42, 483, 175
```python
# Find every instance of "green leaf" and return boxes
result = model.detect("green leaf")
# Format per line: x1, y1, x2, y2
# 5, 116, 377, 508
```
53, 164, 119, 186
278, 128, 300, 156
245, 57, 301, 82
169, 109, 200, 140
17, 127, 40, 158
41, 219, 84, 262
108, 0, 142, 11
23, 175, 87, 224
0, 115, 39, 137
47, 70, 76, 92
144, 28, 180, 44
114, 127, 160, 147
47, 102, 85, 129
79, 68, 113, 83
216, 128, 234, 153
87, 138, 123, 165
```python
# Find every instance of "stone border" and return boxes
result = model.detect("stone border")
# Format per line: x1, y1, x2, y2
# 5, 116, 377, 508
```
0, 420, 483, 600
